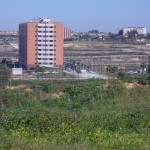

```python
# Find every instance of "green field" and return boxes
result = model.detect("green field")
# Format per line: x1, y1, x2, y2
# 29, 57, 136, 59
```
0, 79, 150, 150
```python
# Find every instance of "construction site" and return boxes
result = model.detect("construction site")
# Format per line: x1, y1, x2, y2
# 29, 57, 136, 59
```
64, 41, 150, 73
0, 36, 18, 62
0, 36, 150, 77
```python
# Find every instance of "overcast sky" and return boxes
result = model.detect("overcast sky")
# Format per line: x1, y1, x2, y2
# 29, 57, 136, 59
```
0, 0, 150, 33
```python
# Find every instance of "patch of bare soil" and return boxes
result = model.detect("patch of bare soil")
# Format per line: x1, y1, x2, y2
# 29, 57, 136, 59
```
123, 82, 140, 90
7, 85, 32, 92
49, 92, 64, 98
102, 80, 112, 91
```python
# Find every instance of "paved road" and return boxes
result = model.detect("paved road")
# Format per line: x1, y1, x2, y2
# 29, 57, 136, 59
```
64, 70, 109, 79
9, 43, 19, 49
12, 70, 110, 80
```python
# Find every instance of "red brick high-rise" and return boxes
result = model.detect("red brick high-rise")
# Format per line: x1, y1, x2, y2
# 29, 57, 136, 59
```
19, 18, 64, 69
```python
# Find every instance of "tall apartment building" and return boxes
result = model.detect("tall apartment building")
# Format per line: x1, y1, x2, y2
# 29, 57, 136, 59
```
19, 18, 64, 69
121, 27, 147, 35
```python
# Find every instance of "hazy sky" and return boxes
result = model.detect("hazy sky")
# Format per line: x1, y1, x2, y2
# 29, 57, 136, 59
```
0, 0, 150, 33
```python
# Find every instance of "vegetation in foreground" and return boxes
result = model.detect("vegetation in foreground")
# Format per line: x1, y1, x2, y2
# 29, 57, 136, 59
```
0, 79, 150, 150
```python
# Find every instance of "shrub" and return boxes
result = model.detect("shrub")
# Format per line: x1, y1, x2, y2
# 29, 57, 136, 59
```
40, 82, 53, 93
0, 65, 11, 87
107, 80, 126, 99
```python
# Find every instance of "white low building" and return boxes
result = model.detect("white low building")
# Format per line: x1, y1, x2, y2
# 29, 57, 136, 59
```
12, 68, 23, 75
120, 27, 147, 35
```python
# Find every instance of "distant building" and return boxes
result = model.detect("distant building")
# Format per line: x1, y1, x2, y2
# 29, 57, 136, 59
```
64, 28, 72, 39
136, 27, 146, 35
119, 27, 147, 35
19, 18, 64, 69
0, 30, 18, 36
12, 68, 23, 75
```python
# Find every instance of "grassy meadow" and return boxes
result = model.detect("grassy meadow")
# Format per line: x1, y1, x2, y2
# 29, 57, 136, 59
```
0, 78, 150, 149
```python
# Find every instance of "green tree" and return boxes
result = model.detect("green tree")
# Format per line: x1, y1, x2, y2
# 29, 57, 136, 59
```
0, 65, 11, 87
118, 29, 123, 36
65, 85, 84, 126
88, 30, 99, 34
70, 60, 76, 79
106, 65, 118, 74
36, 65, 46, 73
140, 62, 146, 73
147, 61, 150, 73
128, 30, 138, 38
117, 68, 125, 78
76, 65, 81, 78
146, 33, 150, 43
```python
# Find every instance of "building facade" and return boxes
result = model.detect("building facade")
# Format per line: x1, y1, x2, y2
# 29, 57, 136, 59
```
64, 28, 72, 39
0, 30, 18, 36
121, 27, 147, 35
19, 18, 64, 69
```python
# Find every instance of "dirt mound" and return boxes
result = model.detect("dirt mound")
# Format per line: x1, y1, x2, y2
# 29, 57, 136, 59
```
123, 82, 141, 90
49, 92, 64, 98
102, 80, 112, 90
7, 85, 33, 92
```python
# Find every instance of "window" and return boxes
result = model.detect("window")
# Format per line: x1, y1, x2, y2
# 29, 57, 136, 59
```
42, 35, 48, 37
43, 54, 48, 56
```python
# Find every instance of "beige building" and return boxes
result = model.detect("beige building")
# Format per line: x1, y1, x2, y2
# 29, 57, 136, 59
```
0, 30, 18, 35
64, 28, 72, 39
121, 27, 147, 35
19, 18, 64, 69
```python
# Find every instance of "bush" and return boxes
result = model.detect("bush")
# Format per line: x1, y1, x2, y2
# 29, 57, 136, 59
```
40, 82, 53, 93
0, 65, 11, 87
0, 79, 150, 149
107, 80, 126, 99
137, 75, 150, 84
